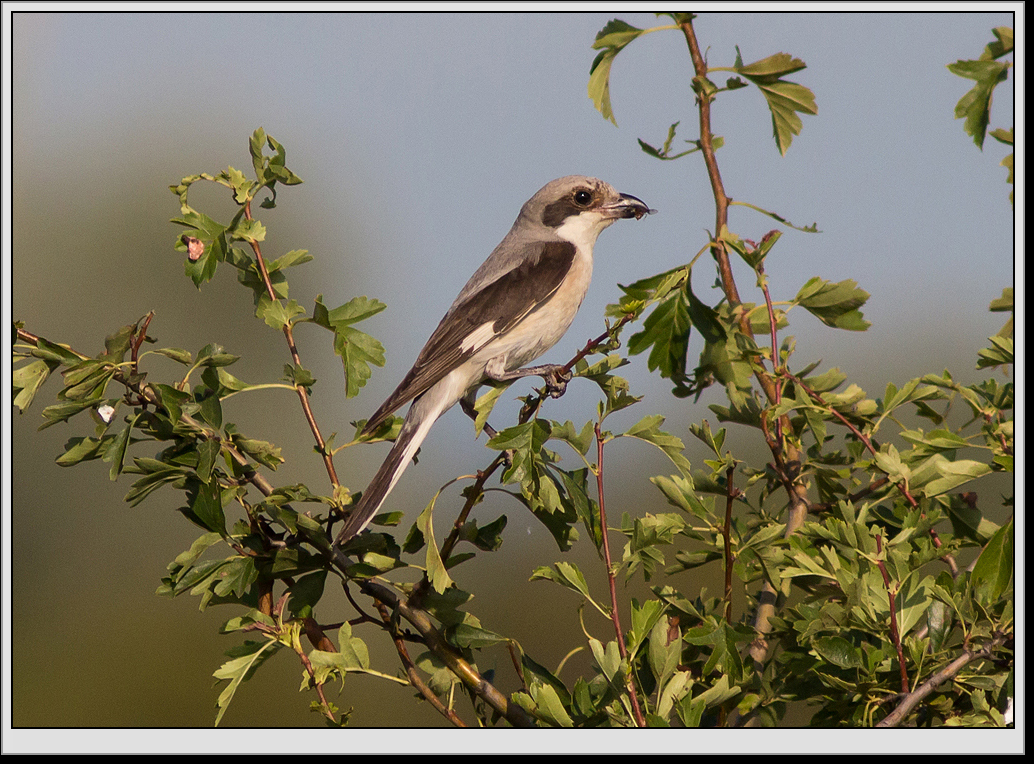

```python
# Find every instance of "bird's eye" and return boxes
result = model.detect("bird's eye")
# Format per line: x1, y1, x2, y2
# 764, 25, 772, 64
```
573, 189, 593, 206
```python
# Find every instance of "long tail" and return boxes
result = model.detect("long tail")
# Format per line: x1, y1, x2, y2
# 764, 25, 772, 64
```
335, 387, 450, 544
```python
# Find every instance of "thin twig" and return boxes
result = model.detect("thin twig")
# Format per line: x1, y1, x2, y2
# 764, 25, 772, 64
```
375, 601, 469, 727
18, 326, 531, 726
680, 18, 811, 673
723, 466, 737, 623
594, 424, 646, 728
242, 200, 340, 489
874, 533, 909, 693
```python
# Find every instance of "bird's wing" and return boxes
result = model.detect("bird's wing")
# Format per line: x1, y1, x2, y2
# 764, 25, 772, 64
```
362, 239, 576, 434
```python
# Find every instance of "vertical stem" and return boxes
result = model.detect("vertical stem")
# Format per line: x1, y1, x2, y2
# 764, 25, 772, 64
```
242, 201, 340, 490
680, 19, 739, 306
723, 466, 736, 623
594, 424, 646, 728
875, 534, 910, 693
680, 17, 812, 673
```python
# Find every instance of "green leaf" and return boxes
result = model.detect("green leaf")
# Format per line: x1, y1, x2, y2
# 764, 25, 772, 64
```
733, 53, 817, 155
213, 639, 280, 726
151, 347, 194, 365
735, 52, 807, 82
970, 517, 1013, 603
628, 598, 668, 660
529, 682, 575, 728
588, 637, 622, 684
638, 121, 709, 162
182, 478, 228, 535
256, 297, 306, 330
313, 295, 387, 398
56, 435, 115, 467
650, 474, 709, 520
530, 561, 606, 615
627, 280, 691, 389
213, 556, 259, 599
152, 383, 191, 423
588, 19, 646, 126
621, 415, 692, 476
196, 343, 240, 368
446, 623, 508, 649
125, 460, 189, 507
416, 489, 454, 594
103, 411, 141, 480
267, 249, 313, 273
548, 419, 595, 456
469, 383, 508, 436
28, 337, 83, 366
794, 277, 870, 330
225, 425, 284, 470
60, 360, 116, 402
948, 57, 1010, 149
812, 635, 863, 669
38, 399, 102, 429
172, 210, 229, 288
12, 358, 58, 411
912, 455, 992, 497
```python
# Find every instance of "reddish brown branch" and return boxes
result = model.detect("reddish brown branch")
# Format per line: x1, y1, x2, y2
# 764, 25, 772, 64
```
594, 424, 646, 728
242, 200, 340, 490
874, 534, 909, 693
375, 601, 469, 728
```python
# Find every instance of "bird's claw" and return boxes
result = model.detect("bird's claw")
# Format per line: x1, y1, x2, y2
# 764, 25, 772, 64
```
545, 367, 571, 399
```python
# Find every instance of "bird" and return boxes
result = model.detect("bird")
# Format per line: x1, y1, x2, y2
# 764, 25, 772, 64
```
335, 175, 653, 545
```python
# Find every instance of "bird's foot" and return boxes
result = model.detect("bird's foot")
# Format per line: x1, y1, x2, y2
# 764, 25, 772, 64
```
543, 366, 572, 399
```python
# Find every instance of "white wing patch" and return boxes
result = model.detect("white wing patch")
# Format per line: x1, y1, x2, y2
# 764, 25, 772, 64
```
459, 320, 499, 353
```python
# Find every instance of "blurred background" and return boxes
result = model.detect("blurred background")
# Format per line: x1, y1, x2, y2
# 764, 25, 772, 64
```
4, 8, 1017, 746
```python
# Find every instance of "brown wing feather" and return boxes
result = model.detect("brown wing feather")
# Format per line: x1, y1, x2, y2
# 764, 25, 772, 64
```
362, 240, 576, 434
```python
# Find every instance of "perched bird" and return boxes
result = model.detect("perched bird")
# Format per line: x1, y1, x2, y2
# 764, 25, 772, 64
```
336, 176, 652, 544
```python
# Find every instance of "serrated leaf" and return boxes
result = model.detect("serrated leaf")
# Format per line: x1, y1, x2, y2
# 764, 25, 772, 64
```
12, 358, 58, 411
947, 57, 1010, 149
257, 296, 306, 330
213, 639, 280, 726
794, 277, 870, 330
734, 53, 816, 155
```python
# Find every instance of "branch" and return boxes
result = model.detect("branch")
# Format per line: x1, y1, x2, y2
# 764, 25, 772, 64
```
594, 424, 646, 728
375, 601, 469, 728
242, 200, 340, 490
18, 325, 532, 725
874, 533, 909, 694
679, 17, 811, 672
875, 636, 1007, 727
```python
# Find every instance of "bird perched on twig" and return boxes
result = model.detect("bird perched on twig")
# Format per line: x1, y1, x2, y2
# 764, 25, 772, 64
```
336, 175, 653, 545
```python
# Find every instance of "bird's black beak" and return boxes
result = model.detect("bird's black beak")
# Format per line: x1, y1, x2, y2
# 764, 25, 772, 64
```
604, 192, 655, 220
